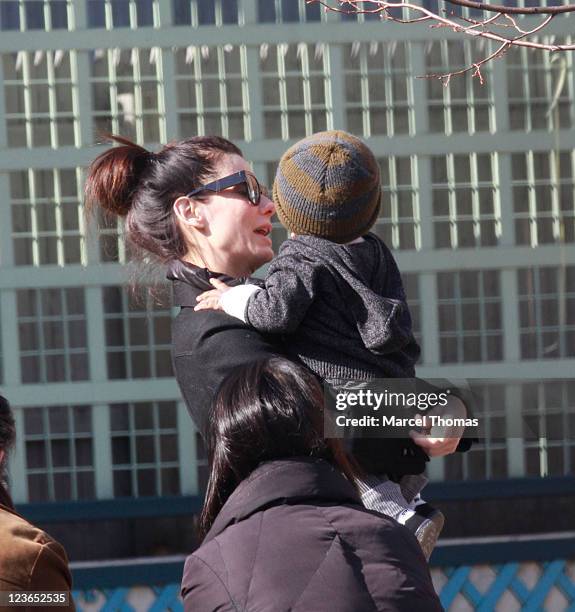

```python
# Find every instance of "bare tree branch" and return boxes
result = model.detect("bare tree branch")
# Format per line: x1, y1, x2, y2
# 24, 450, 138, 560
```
424, 12, 554, 84
308, 1, 575, 82
444, 0, 575, 16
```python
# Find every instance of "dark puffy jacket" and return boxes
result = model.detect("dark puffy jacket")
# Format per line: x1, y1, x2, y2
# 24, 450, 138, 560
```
181, 458, 444, 612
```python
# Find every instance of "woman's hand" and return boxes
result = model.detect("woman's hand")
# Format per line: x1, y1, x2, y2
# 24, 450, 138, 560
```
409, 394, 467, 457
194, 278, 232, 311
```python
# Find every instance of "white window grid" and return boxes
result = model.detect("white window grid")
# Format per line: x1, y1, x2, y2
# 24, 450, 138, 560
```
375, 155, 420, 251
102, 285, 173, 380
518, 266, 575, 360
90, 47, 166, 145
110, 400, 181, 497
444, 384, 508, 480
3, 50, 78, 148
260, 43, 332, 140
22, 404, 95, 502
173, 0, 240, 26
402, 273, 423, 363
437, 270, 503, 364
10, 168, 85, 267
432, 153, 501, 249
512, 151, 575, 247
426, 40, 494, 134
257, 0, 324, 23
175, 45, 251, 141
507, 37, 574, 132
344, 41, 414, 138
87, 0, 160, 28
16, 287, 89, 384
0, 0, 72, 31
522, 381, 575, 477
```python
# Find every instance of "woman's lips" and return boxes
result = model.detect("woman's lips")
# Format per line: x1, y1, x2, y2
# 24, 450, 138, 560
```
254, 225, 273, 246
254, 223, 272, 242
254, 224, 272, 237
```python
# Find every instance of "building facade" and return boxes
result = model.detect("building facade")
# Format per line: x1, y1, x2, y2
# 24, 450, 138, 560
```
0, 0, 573, 513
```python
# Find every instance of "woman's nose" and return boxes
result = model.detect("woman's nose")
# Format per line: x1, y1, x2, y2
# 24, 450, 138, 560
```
260, 194, 275, 216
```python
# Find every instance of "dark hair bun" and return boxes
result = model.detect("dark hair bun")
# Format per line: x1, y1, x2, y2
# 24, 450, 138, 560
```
85, 134, 152, 217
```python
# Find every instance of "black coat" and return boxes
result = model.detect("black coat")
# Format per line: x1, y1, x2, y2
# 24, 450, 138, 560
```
168, 259, 284, 440
181, 458, 444, 612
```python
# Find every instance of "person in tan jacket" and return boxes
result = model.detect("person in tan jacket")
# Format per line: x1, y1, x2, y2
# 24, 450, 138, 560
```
0, 395, 75, 611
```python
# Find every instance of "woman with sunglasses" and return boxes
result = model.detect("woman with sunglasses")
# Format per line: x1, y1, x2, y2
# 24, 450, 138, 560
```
85, 135, 282, 439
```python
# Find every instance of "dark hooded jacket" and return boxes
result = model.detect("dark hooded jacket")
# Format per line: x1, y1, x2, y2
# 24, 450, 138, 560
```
181, 458, 444, 612
243, 233, 420, 382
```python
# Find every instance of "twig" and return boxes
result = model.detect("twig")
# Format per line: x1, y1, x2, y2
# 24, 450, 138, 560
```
443, 0, 575, 15
423, 13, 556, 83
307, 1, 575, 82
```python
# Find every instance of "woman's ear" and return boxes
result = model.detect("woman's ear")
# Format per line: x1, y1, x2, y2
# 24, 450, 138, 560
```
173, 196, 205, 229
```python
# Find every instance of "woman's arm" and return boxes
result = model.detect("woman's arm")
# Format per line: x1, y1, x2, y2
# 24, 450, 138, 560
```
172, 304, 285, 440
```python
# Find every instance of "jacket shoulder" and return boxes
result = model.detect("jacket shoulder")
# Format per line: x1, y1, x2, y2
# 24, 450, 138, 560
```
0, 507, 72, 592
181, 550, 240, 612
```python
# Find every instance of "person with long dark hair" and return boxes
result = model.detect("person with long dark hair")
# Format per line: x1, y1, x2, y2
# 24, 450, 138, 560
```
181, 358, 443, 611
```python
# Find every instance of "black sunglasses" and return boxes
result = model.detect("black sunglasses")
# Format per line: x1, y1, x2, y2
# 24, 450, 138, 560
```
186, 170, 265, 206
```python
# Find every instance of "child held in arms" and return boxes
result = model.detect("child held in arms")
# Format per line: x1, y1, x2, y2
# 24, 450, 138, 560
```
195, 130, 467, 559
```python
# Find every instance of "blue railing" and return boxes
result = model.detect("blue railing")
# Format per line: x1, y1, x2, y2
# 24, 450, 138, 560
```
70, 537, 575, 611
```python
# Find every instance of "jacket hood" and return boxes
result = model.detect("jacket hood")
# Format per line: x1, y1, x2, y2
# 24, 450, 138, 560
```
283, 233, 413, 354
290, 233, 385, 290
204, 458, 360, 543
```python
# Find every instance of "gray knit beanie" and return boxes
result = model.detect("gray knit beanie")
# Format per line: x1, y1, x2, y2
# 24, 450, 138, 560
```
273, 130, 381, 243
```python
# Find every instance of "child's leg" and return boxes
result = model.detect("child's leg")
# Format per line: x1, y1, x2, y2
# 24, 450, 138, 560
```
356, 473, 444, 562
356, 474, 413, 521
399, 474, 428, 504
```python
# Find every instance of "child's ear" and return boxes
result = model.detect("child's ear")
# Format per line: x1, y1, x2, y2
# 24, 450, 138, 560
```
173, 196, 205, 229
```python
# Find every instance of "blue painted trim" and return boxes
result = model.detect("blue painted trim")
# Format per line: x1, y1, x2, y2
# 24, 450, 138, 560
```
70, 539, 575, 590
16, 476, 575, 524
431, 538, 575, 566
16, 495, 204, 523
425, 476, 575, 501
73, 562, 184, 590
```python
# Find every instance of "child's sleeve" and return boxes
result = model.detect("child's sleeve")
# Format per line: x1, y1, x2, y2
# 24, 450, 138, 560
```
220, 251, 318, 334
220, 284, 262, 322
